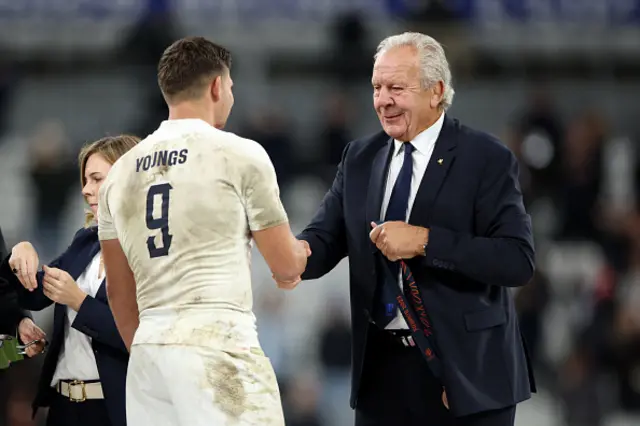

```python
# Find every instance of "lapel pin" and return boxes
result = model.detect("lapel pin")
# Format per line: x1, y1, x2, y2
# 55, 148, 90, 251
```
437, 158, 443, 165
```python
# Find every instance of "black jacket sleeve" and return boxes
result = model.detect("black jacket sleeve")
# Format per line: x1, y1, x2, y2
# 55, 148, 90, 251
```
0, 228, 32, 335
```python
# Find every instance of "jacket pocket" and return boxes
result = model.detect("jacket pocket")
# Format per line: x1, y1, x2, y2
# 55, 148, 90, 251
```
464, 307, 506, 332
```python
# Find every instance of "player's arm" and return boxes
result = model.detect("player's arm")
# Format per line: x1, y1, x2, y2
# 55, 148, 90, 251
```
253, 226, 310, 284
101, 239, 138, 352
97, 180, 139, 352
243, 145, 310, 286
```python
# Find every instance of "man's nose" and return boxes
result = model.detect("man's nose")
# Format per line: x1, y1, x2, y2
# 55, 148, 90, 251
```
376, 88, 394, 107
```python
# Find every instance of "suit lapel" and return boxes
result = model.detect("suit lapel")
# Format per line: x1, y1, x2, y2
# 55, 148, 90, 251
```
365, 138, 394, 231
66, 234, 101, 280
363, 138, 394, 311
409, 115, 458, 227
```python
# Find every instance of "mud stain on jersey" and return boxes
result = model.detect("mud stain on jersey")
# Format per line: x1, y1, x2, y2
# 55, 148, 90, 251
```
119, 172, 145, 228
161, 316, 243, 348
159, 163, 170, 175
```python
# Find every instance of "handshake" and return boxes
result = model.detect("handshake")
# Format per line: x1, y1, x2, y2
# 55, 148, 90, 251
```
272, 239, 310, 290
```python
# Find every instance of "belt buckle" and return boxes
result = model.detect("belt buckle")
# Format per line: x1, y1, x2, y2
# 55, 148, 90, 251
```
68, 380, 87, 402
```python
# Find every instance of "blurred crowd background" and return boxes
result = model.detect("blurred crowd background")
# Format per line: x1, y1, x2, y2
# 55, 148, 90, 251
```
2, 0, 640, 425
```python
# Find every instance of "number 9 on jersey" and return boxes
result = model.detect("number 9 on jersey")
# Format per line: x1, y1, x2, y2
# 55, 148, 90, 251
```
146, 183, 173, 258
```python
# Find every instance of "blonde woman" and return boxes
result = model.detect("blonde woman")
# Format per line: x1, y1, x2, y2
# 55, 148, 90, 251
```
0, 135, 139, 426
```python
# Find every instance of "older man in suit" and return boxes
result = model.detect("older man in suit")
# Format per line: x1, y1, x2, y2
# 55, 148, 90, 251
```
276, 33, 536, 426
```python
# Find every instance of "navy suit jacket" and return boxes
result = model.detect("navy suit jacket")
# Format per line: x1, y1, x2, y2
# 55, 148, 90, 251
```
0, 227, 32, 335
299, 116, 536, 417
0, 226, 128, 426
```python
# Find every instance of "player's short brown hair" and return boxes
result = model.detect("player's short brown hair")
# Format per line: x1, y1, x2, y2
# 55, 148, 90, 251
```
157, 36, 232, 103
79, 134, 140, 227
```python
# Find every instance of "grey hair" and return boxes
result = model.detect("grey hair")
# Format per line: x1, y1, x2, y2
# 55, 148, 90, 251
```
374, 32, 455, 111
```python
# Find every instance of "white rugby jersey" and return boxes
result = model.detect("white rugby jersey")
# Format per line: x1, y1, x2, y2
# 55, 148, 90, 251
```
98, 119, 288, 349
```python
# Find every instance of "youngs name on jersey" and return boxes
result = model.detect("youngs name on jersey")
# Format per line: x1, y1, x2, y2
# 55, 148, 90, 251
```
135, 149, 188, 172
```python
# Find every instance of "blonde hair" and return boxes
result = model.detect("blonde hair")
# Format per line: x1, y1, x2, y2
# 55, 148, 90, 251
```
79, 135, 140, 227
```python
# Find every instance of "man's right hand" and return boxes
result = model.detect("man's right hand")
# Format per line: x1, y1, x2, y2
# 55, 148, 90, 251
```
273, 240, 311, 290
273, 275, 301, 290
8, 242, 39, 291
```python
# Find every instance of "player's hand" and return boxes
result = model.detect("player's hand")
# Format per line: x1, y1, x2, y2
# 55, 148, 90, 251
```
298, 239, 311, 257
369, 221, 428, 261
278, 240, 310, 289
272, 239, 311, 290
273, 274, 301, 290
8, 242, 39, 291
17, 318, 46, 357
42, 266, 87, 311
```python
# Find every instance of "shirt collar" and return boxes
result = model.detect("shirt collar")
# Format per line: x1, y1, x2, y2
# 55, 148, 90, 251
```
159, 118, 215, 132
392, 112, 445, 156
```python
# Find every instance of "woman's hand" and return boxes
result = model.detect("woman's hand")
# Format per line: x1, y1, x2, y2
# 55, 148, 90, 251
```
42, 266, 87, 311
8, 242, 39, 291
17, 318, 46, 357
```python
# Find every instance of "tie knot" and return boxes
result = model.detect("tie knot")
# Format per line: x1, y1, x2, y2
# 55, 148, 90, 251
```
403, 143, 415, 156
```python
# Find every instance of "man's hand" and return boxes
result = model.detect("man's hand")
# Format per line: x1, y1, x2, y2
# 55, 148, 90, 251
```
42, 266, 87, 311
369, 221, 429, 261
17, 318, 46, 357
273, 240, 311, 290
299, 239, 312, 257
273, 275, 301, 290
8, 242, 39, 291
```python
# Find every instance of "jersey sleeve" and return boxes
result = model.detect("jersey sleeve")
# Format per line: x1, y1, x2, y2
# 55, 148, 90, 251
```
97, 174, 118, 241
241, 145, 289, 231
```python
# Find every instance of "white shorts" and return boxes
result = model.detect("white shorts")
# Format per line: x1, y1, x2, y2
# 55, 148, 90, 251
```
126, 344, 285, 426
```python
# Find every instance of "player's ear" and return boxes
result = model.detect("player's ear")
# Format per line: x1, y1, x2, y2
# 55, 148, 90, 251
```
210, 76, 222, 102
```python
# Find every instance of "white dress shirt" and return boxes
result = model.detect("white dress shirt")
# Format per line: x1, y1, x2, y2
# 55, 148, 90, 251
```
379, 112, 445, 329
50, 253, 103, 386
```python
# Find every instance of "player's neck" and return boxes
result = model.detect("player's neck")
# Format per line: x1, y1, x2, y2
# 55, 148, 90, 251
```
167, 104, 215, 128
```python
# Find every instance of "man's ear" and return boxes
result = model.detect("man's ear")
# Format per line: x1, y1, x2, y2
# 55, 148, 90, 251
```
210, 76, 222, 102
430, 81, 445, 110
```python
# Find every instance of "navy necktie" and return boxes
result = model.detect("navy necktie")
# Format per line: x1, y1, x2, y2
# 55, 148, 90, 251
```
385, 143, 415, 222
374, 143, 415, 328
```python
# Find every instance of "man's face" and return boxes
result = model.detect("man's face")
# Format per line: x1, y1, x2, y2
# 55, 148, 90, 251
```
372, 46, 439, 142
